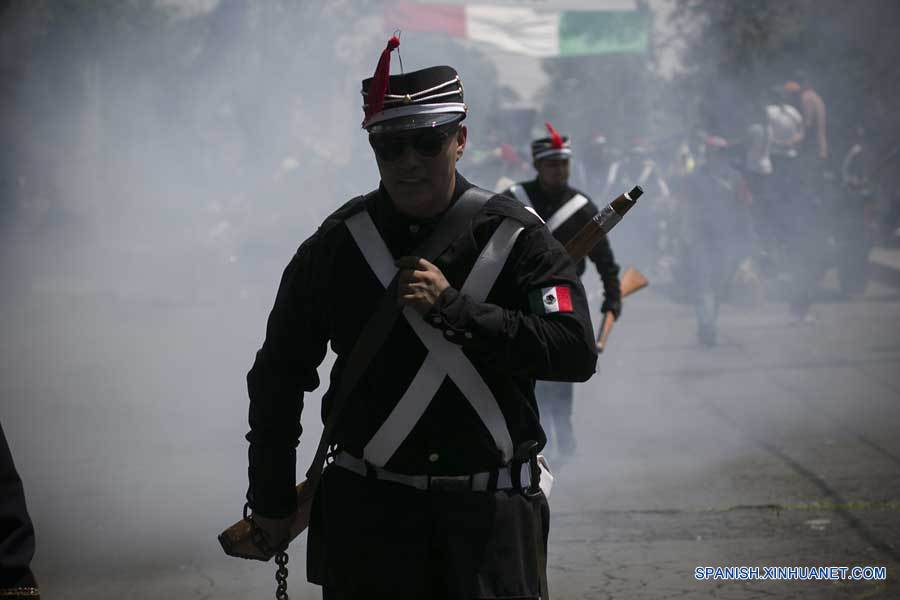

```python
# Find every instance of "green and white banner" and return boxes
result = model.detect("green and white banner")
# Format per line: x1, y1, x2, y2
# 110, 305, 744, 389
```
385, 0, 649, 57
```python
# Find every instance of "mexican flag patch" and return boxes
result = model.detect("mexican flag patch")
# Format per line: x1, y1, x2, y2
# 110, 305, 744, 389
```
528, 285, 573, 315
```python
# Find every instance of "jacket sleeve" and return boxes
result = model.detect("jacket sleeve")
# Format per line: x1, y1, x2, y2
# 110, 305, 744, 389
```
588, 234, 622, 317
428, 221, 598, 382
245, 233, 331, 518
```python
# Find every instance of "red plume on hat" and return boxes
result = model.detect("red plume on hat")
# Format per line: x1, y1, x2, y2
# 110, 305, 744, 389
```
365, 35, 401, 123
545, 122, 564, 149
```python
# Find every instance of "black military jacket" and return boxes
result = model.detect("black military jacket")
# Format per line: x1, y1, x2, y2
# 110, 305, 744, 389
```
246, 173, 597, 517
504, 179, 622, 316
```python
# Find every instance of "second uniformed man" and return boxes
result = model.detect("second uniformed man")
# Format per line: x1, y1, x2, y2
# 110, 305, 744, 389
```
243, 38, 598, 599
503, 124, 622, 464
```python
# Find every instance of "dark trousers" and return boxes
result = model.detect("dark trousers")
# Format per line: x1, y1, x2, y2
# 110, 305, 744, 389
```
308, 465, 550, 600
688, 237, 741, 344
0, 421, 38, 592
770, 154, 831, 314
786, 227, 831, 315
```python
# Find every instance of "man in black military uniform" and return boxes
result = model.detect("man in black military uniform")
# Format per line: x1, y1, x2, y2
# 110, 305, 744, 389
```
243, 37, 597, 599
503, 124, 621, 463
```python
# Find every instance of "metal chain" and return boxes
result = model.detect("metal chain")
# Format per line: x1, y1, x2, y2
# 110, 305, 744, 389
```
244, 503, 290, 600
275, 551, 289, 600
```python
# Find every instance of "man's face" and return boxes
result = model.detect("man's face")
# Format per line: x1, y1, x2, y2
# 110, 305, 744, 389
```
535, 157, 570, 192
370, 123, 467, 218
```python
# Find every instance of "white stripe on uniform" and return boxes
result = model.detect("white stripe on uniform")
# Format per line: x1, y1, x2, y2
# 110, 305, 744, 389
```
345, 208, 522, 466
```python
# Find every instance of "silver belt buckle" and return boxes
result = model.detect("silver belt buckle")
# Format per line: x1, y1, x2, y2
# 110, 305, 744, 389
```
429, 475, 471, 492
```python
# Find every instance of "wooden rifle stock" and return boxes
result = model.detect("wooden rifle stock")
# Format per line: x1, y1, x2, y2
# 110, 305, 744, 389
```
219, 480, 316, 561
595, 267, 649, 353
219, 481, 315, 561
596, 311, 616, 353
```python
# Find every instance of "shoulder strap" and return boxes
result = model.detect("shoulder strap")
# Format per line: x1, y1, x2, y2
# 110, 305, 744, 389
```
304, 186, 493, 490
545, 193, 589, 233
508, 183, 547, 224
509, 183, 533, 208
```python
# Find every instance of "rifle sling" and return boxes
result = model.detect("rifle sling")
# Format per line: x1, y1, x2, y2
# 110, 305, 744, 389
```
303, 187, 494, 492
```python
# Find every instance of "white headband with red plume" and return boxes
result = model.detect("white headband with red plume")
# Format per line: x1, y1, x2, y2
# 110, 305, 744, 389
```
532, 121, 572, 160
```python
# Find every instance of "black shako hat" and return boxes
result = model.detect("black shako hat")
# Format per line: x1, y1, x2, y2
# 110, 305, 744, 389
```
361, 36, 466, 133
531, 121, 573, 161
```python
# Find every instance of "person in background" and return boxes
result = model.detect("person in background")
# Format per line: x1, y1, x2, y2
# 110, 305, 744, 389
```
781, 77, 832, 322
0, 421, 40, 600
678, 135, 753, 346
784, 78, 828, 162
503, 123, 621, 464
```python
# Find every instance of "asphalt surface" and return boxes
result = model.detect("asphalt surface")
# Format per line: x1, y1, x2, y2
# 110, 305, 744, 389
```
2, 244, 899, 599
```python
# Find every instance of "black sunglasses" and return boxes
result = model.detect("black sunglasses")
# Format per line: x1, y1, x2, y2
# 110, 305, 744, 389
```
369, 124, 459, 162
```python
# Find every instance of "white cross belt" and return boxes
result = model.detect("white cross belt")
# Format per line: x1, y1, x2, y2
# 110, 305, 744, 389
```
345, 208, 524, 466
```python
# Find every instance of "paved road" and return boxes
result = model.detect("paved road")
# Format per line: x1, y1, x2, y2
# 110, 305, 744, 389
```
2, 246, 898, 599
